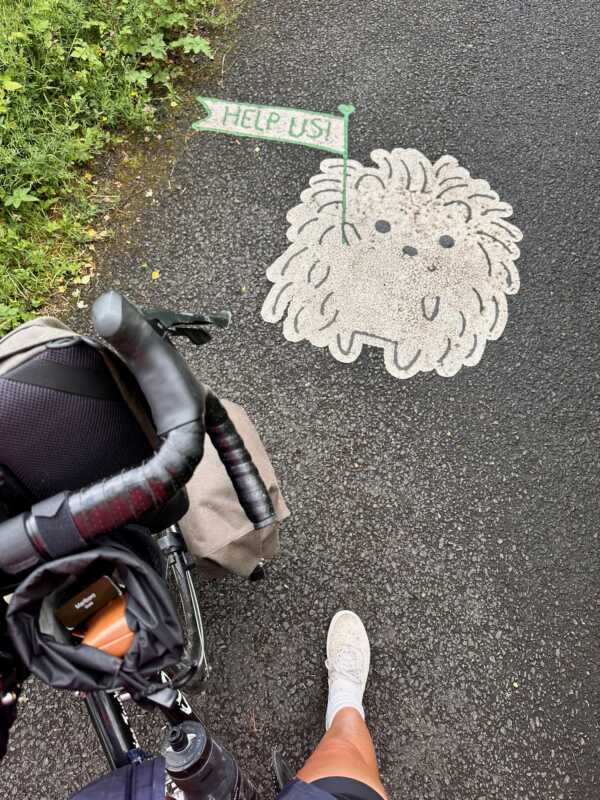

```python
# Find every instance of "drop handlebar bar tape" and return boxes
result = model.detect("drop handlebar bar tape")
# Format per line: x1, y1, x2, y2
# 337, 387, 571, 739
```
92, 291, 206, 436
205, 394, 277, 529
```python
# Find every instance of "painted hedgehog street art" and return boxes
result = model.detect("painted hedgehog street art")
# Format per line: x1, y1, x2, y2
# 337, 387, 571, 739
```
261, 149, 522, 379
192, 100, 522, 379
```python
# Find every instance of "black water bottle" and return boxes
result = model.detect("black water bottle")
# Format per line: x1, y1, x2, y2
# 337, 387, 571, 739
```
164, 720, 259, 800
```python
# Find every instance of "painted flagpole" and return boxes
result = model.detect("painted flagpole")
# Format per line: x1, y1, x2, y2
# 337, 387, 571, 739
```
337, 104, 356, 245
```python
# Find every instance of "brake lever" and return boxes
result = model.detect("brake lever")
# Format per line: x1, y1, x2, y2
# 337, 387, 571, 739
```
142, 308, 231, 347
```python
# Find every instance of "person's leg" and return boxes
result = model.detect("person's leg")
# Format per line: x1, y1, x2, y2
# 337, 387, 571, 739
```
296, 611, 387, 799
297, 708, 387, 798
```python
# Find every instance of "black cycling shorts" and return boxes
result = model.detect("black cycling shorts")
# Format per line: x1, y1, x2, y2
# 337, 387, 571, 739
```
278, 777, 386, 800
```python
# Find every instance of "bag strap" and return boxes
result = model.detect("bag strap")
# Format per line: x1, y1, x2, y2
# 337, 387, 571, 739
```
0, 317, 75, 374
3, 354, 122, 401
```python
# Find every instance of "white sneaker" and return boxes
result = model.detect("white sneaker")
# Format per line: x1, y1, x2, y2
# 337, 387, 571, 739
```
325, 610, 370, 728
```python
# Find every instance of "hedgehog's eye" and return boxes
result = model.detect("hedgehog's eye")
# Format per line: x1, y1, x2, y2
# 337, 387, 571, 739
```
439, 234, 455, 248
375, 219, 391, 234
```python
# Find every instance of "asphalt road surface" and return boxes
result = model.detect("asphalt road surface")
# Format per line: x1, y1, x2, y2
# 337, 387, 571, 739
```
1, 1, 599, 798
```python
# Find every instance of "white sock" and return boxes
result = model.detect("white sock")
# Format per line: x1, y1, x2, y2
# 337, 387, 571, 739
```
325, 674, 365, 730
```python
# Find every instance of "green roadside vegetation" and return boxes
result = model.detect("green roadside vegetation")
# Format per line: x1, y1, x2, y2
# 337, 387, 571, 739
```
0, 0, 234, 333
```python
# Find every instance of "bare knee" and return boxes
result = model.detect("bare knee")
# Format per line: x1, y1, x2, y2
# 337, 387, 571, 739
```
303, 737, 368, 770
298, 737, 384, 792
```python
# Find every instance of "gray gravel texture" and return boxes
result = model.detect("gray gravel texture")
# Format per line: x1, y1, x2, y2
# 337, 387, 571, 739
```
1, 1, 599, 798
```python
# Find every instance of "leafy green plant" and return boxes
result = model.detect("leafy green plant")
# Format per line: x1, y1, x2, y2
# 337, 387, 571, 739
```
0, 0, 231, 334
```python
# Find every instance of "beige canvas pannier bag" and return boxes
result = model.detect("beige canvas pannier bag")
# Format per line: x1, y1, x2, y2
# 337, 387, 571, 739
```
178, 399, 289, 578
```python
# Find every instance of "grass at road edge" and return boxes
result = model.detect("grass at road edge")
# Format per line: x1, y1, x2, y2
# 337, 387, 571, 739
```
0, 0, 237, 334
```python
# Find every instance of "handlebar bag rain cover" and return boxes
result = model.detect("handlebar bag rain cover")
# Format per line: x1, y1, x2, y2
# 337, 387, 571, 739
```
0, 597, 28, 760
6, 540, 183, 696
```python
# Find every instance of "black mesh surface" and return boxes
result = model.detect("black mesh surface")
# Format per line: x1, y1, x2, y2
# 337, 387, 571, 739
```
0, 343, 153, 504
38, 342, 106, 370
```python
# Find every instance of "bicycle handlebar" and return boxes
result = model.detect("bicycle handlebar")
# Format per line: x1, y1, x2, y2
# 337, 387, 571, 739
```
0, 292, 277, 575
92, 291, 206, 436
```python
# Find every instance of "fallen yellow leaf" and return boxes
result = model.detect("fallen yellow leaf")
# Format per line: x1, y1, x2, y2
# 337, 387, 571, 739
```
151, 270, 160, 280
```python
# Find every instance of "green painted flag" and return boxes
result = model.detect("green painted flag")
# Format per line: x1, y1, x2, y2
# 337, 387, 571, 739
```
192, 97, 353, 154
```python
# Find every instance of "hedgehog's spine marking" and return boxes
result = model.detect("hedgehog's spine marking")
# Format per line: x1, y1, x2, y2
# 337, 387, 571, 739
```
293, 306, 305, 335
297, 217, 319, 236
318, 200, 342, 213
393, 345, 421, 372
444, 200, 473, 222
320, 291, 335, 315
465, 334, 478, 360
490, 220, 520, 240
437, 337, 452, 365
468, 193, 496, 201
419, 161, 431, 193
399, 159, 412, 190
355, 173, 386, 190
307, 259, 321, 285
436, 183, 469, 199
318, 225, 336, 245
476, 230, 513, 253
318, 309, 339, 331
271, 282, 294, 317
313, 264, 331, 290
481, 206, 511, 216
382, 155, 393, 179
342, 222, 361, 243
311, 177, 342, 185
477, 241, 493, 277
281, 246, 309, 276
434, 159, 456, 178
489, 297, 500, 333
472, 287, 485, 314
311, 188, 343, 202
438, 175, 466, 187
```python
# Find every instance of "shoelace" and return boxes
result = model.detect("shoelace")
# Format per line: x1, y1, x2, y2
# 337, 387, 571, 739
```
326, 645, 363, 684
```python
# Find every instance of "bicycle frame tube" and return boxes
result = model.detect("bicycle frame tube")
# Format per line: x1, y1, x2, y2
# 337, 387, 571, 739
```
84, 685, 202, 770
84, 692, 138, 770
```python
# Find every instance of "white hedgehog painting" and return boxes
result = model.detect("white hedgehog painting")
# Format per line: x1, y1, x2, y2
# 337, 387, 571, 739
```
261, 148, 522, 379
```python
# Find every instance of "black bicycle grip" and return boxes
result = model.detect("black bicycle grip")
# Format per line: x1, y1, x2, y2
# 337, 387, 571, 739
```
92, 292, 205, 435
205, 394, 277, 529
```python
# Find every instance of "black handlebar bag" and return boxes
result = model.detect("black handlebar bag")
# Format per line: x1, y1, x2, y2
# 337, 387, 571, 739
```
0, 318, 154, 509
5, 540, 183, 696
